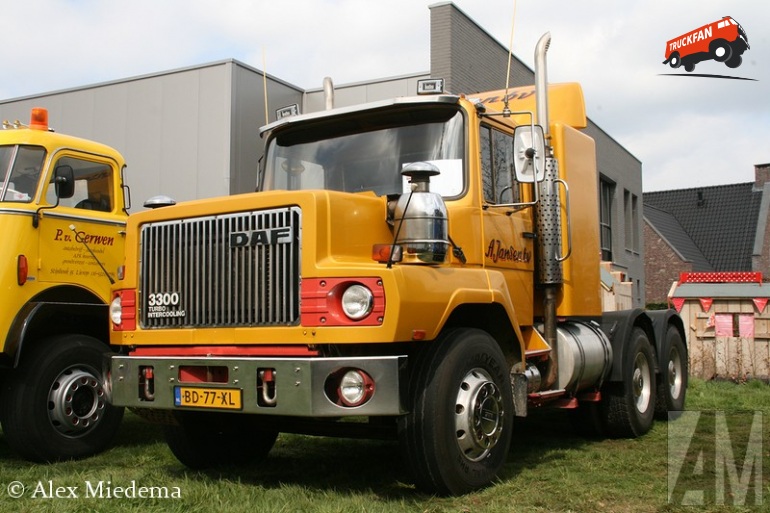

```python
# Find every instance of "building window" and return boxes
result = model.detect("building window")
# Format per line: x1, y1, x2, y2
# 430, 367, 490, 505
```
715, 313, 755, 338
632, 193, 639, 252
480, 125, 519, 205
600, 177, 614, 261
624, 189, 640, 253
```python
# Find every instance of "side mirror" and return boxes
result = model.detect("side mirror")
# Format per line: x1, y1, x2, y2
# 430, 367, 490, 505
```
54, 164, 75, 199
512, 125, 546, 183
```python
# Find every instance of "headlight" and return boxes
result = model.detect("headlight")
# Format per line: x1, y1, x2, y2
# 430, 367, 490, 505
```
110, 295, 122, 325
341, 284, 373, 320
337, 369, 374, 407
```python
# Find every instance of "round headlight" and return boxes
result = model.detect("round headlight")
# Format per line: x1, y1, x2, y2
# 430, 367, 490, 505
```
110, 296, 123, 325
338, 369, 374, 407
341, 284, 373, 320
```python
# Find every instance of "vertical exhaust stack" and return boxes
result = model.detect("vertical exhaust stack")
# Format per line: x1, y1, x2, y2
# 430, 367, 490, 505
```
535, 34, 551, 136
533, 32, 564, 389
323, 77, 335, 110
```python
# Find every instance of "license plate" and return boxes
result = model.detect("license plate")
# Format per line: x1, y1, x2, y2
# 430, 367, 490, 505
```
174, 386, 243, 410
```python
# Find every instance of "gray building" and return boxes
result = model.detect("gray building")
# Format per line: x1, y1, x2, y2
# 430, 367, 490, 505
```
0, 2, 645, 305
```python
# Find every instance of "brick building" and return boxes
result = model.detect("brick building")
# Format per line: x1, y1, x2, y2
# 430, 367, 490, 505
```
643, 163, 770, 304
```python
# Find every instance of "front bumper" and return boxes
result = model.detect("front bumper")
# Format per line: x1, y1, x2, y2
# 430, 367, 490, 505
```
108, 354, 407, 417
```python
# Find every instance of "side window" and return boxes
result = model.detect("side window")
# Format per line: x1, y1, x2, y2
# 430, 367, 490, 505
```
481, 127, 493, 202
480, 125, 520, 205
47, 156, 114, 212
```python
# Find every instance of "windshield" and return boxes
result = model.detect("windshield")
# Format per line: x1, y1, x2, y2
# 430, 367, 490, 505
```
0, 145, 47, 203
262, 106, 465, 197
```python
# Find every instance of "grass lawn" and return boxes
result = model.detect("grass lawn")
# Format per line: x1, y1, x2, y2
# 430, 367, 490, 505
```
1, 378, 768, 512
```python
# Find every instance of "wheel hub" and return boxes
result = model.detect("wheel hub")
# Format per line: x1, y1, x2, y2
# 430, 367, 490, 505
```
48, 367, 106, 436
668, 347, 683, 399
632, 353, 651, 413
455, 368, 504, 462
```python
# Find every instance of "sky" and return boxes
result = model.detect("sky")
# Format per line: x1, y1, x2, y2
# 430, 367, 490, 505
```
2, 0, 768, 192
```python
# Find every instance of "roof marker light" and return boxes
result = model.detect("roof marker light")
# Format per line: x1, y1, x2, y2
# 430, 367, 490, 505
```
29, 108, 49, 131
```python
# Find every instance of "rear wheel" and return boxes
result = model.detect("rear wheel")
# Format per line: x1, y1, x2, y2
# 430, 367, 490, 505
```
399, 328, 513, 496
668, 52, 681, 68
655, 327, 688, 419
725, 55, 743, 68
603, 328, 656, 438
164, 411, 277, 469
0, 335, 124, 461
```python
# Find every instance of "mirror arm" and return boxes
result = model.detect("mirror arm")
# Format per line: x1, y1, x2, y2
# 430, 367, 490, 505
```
33, 192, 60, 228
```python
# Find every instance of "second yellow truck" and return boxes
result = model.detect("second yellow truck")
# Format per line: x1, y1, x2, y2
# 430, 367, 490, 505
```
106, 34, 687, 495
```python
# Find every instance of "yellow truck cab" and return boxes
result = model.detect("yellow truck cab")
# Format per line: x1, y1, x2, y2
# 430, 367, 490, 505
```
0, 108, 127, 461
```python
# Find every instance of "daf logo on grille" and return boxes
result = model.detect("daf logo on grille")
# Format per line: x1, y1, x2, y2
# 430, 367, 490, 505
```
230, 227, 293, 247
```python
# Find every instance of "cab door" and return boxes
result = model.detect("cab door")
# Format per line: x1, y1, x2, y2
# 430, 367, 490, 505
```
479, 124, 535, 327
37, 152, 126, 301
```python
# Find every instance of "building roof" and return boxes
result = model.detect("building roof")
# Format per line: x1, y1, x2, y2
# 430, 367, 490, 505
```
643, 203, 712, 271
644, 182, 763, 271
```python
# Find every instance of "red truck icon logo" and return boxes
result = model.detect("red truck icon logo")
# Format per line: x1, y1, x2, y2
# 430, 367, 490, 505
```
663, 16, 749, 72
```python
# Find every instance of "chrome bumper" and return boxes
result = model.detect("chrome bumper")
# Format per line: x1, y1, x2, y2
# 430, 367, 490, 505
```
108, 354, 407, 417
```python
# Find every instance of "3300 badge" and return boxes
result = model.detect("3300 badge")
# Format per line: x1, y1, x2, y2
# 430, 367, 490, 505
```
146, 291, 186, 319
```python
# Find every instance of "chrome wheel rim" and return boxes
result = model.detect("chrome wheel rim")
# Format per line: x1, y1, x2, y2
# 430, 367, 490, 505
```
455, 368, 504, 462
48, 366, 106, 436
668, 345, 683, 400
632, 353, 652, 413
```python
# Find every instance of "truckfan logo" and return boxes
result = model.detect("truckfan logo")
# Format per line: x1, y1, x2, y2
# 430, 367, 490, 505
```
662, 16, 750, 76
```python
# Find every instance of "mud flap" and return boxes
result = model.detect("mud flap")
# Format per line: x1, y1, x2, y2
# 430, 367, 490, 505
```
511, 372, 528, 417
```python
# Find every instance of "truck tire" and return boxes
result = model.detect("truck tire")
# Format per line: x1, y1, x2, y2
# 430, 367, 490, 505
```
164, 411, 278, 469
710, 39, 732, 62
667, 52, 681, 68
655, 326, 687, 419
399, 328, 513, 496
603, 328, 656, 438
725, 55, 743, 68
0, 334, 124, 461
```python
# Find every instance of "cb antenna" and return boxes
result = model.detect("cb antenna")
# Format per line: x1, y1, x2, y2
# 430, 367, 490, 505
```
503, 0, 518, 117
262, 48, 269, 126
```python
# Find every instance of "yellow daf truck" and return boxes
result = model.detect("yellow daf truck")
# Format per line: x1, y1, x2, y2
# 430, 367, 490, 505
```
0, 108, 127, 461
107, 34, 686, 495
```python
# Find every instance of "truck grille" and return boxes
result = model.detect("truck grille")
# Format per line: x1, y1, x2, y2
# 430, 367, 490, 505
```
140, 207, 301, 328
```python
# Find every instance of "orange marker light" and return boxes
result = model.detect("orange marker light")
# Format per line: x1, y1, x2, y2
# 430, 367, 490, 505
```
372, 243, 402, 263
29, 108, 48, 131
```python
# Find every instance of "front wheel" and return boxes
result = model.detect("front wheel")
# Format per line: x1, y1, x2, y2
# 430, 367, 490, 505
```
603, 328, 657, 438
710, 39, 733, 62
164, 411, 278, 469
399, 328, 514, 496
0, 335, 124, 462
